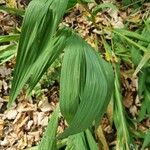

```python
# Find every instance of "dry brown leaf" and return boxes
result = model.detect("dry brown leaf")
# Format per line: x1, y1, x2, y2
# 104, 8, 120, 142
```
17, 134, 27, 149
33, 112, 38, 126
18, 116, 29, 129
37, 112, 48, 127
25, 120, 34, 131
123, 92, 133, 108
28, 131, 40, 142
2, 80, 8, 91
0, 81, 2, 92
0, 66, 11, 77
38, 98, 53, 112
27, 134, 34, 147
7, 133, 18, 146
5, 109, 18, 120
0, 138, 9, 147
13, 112, 22, 124
129, 105, 138, 117
0, 119, 4, 138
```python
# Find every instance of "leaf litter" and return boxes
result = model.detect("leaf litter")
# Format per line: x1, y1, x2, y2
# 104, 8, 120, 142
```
0, 0, 150, 149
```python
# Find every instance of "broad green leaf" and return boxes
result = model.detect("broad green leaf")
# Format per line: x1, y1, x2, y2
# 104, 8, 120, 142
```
59, 32, 114, 138
92, 2, 118, 16
38, 105, 59, 150
66, 132, 88, 150
67, 0, 77, 9
26, 28, 71, 95
8, 0, 68, 107
65, 129, 98, 150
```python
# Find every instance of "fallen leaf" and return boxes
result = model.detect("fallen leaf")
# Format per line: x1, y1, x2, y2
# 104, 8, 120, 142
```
0, 119, 4, 138
25, 120, 34, 131
38, 97, 53, 112
0, 137, 9, 146
28, 131, 40, 142
5, 109, 18, 120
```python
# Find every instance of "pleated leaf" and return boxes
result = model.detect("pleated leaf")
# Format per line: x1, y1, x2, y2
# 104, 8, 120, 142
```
59, 32, 114, 138
26, 28, 71, 95
65, 129, 98, 150
8, 0, 68, 107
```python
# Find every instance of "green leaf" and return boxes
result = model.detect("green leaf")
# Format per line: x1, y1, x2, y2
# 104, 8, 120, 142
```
0, 34, 20, 43
38, 105, 59, 150
80, 0, 95, 3
114, 64, 132, 150
113, 29, 148, 52
67, 0, 77, 9
122, 0, 131, 6
65, 129, 98, 150
114, 29, 150, 43
131, 46, 142, 66
8, 0, 68, 108
85, 129, 98, 150
26, 28, 71, 95
142, 129, 150, 149
66, 132, 88, 150
133, 52, 150, 76
59, 32, 114, 138
0, 5, 25, 16
0, 44, 17, 65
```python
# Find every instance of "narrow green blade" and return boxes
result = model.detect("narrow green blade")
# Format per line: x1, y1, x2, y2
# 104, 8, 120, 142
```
38, 106, 59, 150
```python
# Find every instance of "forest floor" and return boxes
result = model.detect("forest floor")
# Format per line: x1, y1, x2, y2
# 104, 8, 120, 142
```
0, 0, 150, 149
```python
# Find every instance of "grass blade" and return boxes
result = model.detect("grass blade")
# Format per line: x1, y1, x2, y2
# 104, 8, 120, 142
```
0, 44, 17, 65
0, 5, 25, 16
114, 64, 133, 150
38, 105, 59, 150
93, 2, 118, 16
0, 34, 19, 43
133, 52, 150, 76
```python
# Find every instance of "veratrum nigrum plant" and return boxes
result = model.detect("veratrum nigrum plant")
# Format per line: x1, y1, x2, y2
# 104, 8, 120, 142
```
7, 0, 114, 149
6, 0, 150, 149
